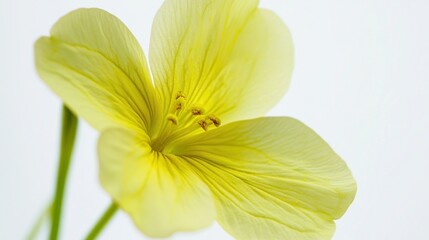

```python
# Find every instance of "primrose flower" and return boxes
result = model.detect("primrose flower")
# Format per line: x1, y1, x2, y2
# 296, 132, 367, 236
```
35, 1, 356, 239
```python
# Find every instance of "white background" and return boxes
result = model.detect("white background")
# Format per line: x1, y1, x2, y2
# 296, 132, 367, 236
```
1, 0, 428, 239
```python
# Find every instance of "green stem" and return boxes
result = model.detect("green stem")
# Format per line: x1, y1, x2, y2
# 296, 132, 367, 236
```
49, 105, 78, 240
85, 202, 118, 240
27, 203, 52, 240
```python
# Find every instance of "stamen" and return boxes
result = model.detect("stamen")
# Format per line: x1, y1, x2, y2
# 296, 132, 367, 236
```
207, 114, 221, 127
159, 91, 223, 150
166, 114, 178, 125
191, 106, 205, 116
165, 120, 201, 141
176, 91, 186, 100
197, 120, 209, 131
196, 116, 210, 131
175, 97, 186, 111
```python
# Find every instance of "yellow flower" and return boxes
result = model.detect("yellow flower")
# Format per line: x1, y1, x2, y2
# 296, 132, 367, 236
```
35, 1, 356, 239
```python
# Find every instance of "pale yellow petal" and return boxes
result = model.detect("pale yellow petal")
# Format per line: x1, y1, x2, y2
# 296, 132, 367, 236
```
150, 0, 293, 125
35, 8, 156, 131
98, 128, 216, 237
173, 117, 356, 239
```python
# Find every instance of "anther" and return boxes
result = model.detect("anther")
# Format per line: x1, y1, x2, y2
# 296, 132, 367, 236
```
166, 114, 178, 125
175, 97, 186, 111
208, 114, 221, 127
197, 120, 209, 131
191, 106, 205, 115
176, 91, 186, 100
196, 116, 210, 131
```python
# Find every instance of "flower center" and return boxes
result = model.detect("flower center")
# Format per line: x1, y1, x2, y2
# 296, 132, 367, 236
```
150, 91, 221, 152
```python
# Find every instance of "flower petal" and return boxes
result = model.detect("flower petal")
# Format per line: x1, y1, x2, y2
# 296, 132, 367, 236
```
150, 0, 293, 124
35, 8, 156, 131
98, 128, 216, 237
173, 117, 356, 239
